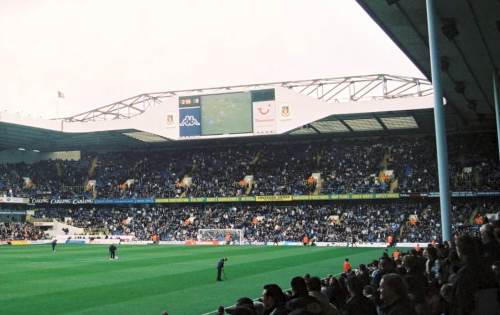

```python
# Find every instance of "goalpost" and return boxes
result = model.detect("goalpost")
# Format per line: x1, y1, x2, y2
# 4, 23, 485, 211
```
197, 229, 244, 245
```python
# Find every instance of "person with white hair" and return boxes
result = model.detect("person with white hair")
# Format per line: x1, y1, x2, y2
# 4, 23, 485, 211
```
480, 224, 500, 266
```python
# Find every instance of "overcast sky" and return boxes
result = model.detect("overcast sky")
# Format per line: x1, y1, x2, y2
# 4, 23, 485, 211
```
0, 0, 423, 119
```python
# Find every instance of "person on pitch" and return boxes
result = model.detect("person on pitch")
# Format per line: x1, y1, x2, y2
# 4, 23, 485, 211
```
109, 244, 117, 260
217, 257, 228, 281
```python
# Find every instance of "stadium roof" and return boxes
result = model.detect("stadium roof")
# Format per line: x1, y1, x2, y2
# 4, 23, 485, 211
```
288, 110, 434, 135
0, 108, 469, 153
356, 0, 500, 129
0, 123, 160, 152
0, 69, 493, 153
1, 73, 444, 152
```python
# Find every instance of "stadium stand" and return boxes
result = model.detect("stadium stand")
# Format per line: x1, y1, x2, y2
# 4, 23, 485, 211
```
31, 199, 498, 243
1, 133, 499, 199
1, 132, 499, 244
0, 222, 43, 241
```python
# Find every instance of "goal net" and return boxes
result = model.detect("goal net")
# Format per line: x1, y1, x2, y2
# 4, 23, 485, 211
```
197, 229, 243, 245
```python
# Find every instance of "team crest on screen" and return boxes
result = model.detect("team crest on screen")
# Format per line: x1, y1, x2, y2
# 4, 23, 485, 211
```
166, 114, 174, 127
280, 105, 290, 118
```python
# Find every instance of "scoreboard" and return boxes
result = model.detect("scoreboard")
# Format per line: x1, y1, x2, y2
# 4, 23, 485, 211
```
179, 89, 275, 137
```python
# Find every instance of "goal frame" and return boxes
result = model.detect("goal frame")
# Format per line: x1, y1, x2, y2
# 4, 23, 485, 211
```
197, 228, 244, 245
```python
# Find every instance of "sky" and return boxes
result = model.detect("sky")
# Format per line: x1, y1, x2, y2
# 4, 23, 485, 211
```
0, 0, 423, 119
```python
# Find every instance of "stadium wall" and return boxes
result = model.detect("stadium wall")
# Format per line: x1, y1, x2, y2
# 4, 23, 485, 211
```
0, 238, 427, 248
1, 191, 496, 206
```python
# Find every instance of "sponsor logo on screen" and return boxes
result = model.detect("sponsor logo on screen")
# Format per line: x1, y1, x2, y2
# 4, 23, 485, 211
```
257, 106, 270, 115
179, 115, 200, 127
179, 107, 202, 137
253, 101, 276, 134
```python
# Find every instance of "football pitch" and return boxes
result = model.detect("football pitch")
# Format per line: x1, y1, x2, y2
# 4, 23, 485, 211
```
0, 245, 387, 315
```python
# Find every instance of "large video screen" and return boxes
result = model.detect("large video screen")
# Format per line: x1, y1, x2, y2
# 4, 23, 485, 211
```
201, 92, 253, 135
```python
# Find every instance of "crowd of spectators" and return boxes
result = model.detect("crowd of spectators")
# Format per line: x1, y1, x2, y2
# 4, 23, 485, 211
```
0, 133, 499, 199
29, 199, 498, 243
0, 222, 44, 241
213, 219, 500, 315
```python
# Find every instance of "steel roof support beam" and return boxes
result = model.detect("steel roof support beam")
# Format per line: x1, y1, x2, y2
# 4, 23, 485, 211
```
350, 80, 377, 100
373, 116, 388, 131
325, 83, 352, 102
427, 0, 452, 242
317, 79, 348, 100
308, 124, 321, 134
353, 80, 383, 100
494, 72, 500, 162
61, 74, 433, 123
338, 119, 354, 132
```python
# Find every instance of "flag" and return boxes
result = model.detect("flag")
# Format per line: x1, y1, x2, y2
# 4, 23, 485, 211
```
409, 214, 418, 225
85, 180, 96, 192
23, 177, 33, 189
57, 91, 65, 98
178, 176, 192, 188
125, 179, 135, 187
88, 157, 98, 177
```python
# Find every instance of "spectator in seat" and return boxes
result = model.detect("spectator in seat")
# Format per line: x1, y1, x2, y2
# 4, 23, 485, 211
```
223, 297, 259, 315
306, 276, 340, 315
371, 257, 394, 289
378, 273, 416, 315
402, 255, 427, 295
480, 223, 500, 266
344, 276, 377, 315
355, 264, 370, 288
328, 277, 347, 309
286, 277, 322, 314
449, 235, 498, 315
362, 285, 375, 302
262, 284, 288, 315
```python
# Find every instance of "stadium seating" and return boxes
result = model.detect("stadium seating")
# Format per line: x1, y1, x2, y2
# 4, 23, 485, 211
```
28, 200, 497, 243
0, 133, 499, 199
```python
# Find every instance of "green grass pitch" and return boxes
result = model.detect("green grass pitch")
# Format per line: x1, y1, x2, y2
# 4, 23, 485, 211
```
0, 245, 388, 315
